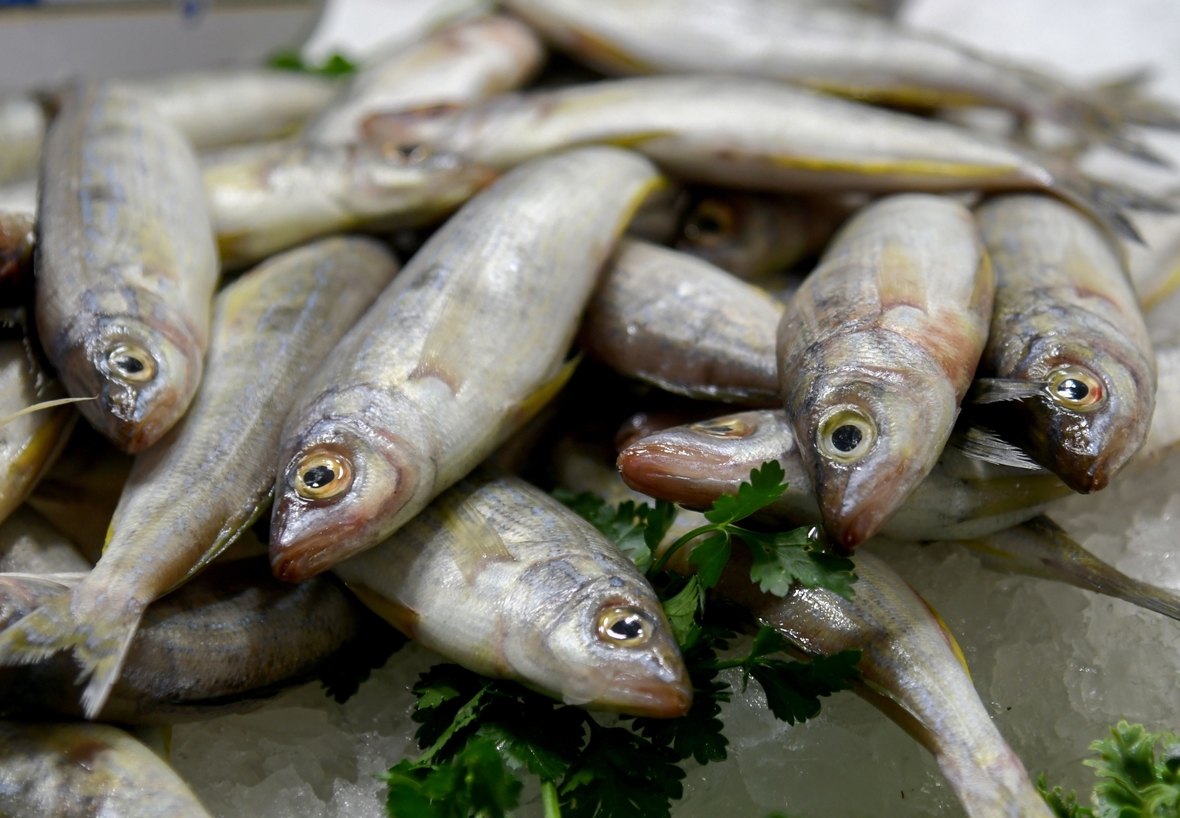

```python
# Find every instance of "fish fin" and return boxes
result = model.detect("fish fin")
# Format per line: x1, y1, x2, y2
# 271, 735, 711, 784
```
1086, 70, 1180, 131
436, 489, 514, 583
967, 378, 1049, 404
875, 238, 927, 312
1048, 165, 1174, 245
1100, 132, 1174, 168
0, 584, 144, 718
342, 581, 421, 638
0, 395, 94, 428
505, 354, 581, 431
910, 587, 972, 680
949, 425, 1044, 470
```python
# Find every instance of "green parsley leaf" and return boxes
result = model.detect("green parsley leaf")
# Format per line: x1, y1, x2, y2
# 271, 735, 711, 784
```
1036, 774, 1094, 818
381, 738, 522, 818
560, 725, 685, 818
554, 490, 655, 571
267, 49, 357, 77
688, 531, 731, 589
703, 460, 788, 526
742, 529, 857, 600
644, 500, 678, 555
1086, 720, 1180, 817
661, 576, 703, 648
411, 665, 491, 760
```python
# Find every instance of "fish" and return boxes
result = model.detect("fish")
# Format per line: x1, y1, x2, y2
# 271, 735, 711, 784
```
0, 95, 44, 186
120, 69, 337, 151
332, 471, 692, 718
618, 409, 1074, 543
0, 559, 381, 724
973, 194, 1156, 493
0, 237, 397, 718
0, 506, 91, 574
203, 140, 496, 268
503, 0, 1176, 163
0, 342, 77, 528
0, 720, 212, 817
35, 83, 219, 453
673, 190, 851, 280
361, 74, 1169, 243
777, 194, 994, 548
712, 549, 1055, 818
270, 147, 663, 581
581, 238, 783, 405
305, 14, 545, 145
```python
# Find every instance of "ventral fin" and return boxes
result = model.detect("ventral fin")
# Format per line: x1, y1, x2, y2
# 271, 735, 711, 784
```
950, 425, 1044, 470
967, 378, 1050, 404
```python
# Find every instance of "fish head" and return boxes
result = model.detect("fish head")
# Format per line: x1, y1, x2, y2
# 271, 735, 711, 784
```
790, 356, 958, 549
351, 146, 498, 217
618, 409, 812, 511
68, 320, 202, 453
512, 568, 691, 718
999, 338, 1154, 493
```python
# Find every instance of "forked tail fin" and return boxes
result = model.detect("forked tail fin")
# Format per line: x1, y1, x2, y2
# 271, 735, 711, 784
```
1047, 162, 1174, 245
0, 584, 144, 719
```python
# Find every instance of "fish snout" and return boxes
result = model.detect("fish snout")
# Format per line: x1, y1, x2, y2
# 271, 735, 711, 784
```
617, 441, 726, 508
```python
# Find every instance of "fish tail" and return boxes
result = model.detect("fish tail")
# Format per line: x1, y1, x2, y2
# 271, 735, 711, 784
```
1048, 166, 1174, 245
0, 583, 144, 719
1050, 80, 1180, 161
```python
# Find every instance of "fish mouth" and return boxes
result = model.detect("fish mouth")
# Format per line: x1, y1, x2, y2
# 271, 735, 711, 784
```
817, 456, 922, 550
617, 441, 730, 508
581, 670, 694, 719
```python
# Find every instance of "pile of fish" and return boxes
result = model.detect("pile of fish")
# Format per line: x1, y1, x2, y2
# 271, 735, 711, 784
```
1, 1, 1179, 815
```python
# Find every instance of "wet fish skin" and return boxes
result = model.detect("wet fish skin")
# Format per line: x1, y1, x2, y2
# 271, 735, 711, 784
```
582, 239, 783, 405
975, 194, 1156, 493
713, 549, 1054, 818
361, 74, 1163, 242
204, 141, 496, 268
0, 507, 91, 574
1, 237, 397, 718
308, 14, 544, 145
777, 194, 994, 548
333, 471, 691, 718
0, 720, 211, 817
0, 95, 44, 186
35, 83, 219, 453
270, 147, 663, 581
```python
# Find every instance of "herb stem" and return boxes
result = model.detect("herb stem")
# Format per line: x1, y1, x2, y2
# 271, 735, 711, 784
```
648, 524, 721, 577
541, 780, 562, 818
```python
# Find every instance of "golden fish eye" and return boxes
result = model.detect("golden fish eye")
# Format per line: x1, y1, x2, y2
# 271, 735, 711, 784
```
292, 451, 353, 501
690, 416, 755, 438
596, 606, 652, 647
817, 407, 876, 463
683, 200, 736, 247
104, 343, 156, 384
1047, 366, 1105, 411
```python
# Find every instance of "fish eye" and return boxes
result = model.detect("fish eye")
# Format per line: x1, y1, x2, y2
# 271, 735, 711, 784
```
682, 200, 736, 247
104, 343, 156, 384
596, 606, 652, 647
817, 407, 876, 462
690, 416, 755, 438
292, 450, 353, 501
1047, 366, 1105, 411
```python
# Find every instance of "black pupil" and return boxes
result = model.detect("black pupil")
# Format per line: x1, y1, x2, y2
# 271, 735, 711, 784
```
694, 213, 722, 234
608, 615, 643, 640
302, 465, 336, 489
831, 424, 863, 453
116, 355, 144, 374
1056, 379, 1089, 401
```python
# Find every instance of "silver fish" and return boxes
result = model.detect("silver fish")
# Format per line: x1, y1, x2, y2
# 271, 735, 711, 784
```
0, 95, 44, 186
0, 507, 91, 575
333, 471, 691, 718
582, 238, 783, 405
0, 720, 211, 817
269, 147, 663, 581
36, 83, 219, 453
714, 549, 1054, 818
0, 237, 397, 718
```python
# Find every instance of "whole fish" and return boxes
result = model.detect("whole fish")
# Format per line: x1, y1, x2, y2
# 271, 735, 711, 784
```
0, 237, 397, 718
973, 194, 1156, 493
504, 0, 1175, 162
306, 15, 545, 145
0, 507, 91, 574
203, 141, 496, 268
0, 342, 76, 527
0, 560, 380, 724
582, 239, 783, 405
121, 69, 336, 151
362, 75, 1168, 242
0, 721, 211, 817
0, 95, 44, 186
712, 550, 1055, 818
777, 194, 994, 548
35, 83, 219, 453
674, 190, 850, 280
270, 147, 663, 581
333, 471, 691, 718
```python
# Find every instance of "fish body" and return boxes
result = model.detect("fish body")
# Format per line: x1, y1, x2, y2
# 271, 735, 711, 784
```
0, 95, 44, 186
582, 239, 783, 405
363, 74, 1162, 241
35, 83, 219, 453
777, 194, 993, 547
974, 194, 1156, 492
333, 471, 691, 718
618, 409, 1073, 543
0, 507, 91, 574
307, 14, 544, 145
713, 550, 1054, 818
203, 141, 496, 268
270, 147, 662, 581
0, 721, 211, 817
2, 237, 397, 717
